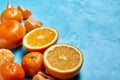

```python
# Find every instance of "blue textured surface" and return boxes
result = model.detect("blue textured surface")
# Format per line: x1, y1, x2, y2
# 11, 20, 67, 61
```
0, 0, 120, 80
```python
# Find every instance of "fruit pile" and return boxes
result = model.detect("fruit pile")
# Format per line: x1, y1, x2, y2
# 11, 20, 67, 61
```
0, 2, 84, 80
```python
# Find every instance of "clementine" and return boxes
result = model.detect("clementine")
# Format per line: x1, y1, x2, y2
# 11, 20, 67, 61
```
22, 52, 43, 76
0, 62, 25, 80
0, 49, 14, 66
1, 7, 23, 22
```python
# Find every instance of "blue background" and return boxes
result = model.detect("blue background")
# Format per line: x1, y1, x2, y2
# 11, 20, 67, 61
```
0, 0, 120, 80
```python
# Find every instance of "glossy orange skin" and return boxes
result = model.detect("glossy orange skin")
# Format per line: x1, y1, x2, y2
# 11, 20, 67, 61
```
0, 62, 25, 80
1, 8, 23, 22
22, 52, 44, 76
0, 20, 26, 49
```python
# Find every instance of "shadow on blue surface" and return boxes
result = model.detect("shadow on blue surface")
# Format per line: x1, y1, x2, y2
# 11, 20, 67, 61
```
25, 72, 81, 80
71, 72, 81, 80
12, 45, 28, 64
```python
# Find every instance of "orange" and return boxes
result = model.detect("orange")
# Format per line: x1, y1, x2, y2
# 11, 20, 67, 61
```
0, 20, 26, 49
0, 62, 25, 80
0, 16, 1, 23
22, 52, 43, 76
23, 27, 58, 52
1, 8, 23, 22
0, 49, 14, 66
32, 71, 55, 80
24, 17, 43, 32
43, 44, 84, 79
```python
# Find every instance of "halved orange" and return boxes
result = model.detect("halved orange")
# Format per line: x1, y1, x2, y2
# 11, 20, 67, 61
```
43, 44, 84, 79
23, 27, 58, 52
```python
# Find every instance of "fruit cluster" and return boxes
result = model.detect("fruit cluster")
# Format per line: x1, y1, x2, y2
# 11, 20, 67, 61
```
0, 2, 84, 80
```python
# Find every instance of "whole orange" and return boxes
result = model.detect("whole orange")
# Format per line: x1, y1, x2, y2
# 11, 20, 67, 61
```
22, 52, 44, 76
0, 20, 26, 49
1, 8, 23, 22
0, 62, 25, 80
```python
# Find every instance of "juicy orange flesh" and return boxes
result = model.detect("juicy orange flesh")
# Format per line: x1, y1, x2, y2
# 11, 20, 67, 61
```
26, 29, 56, 47
47, 46, 80, 70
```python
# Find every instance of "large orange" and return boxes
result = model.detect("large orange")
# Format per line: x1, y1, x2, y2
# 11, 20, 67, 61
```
0, 49, 14, 66
43, 44, 84, 79
23, 27, 58, 52
1, 8, 23, 22
0, 20, 26, 49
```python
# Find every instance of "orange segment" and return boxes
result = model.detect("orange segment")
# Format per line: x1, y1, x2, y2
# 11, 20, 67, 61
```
23, 27, 58, 52
44, 44, 84, 79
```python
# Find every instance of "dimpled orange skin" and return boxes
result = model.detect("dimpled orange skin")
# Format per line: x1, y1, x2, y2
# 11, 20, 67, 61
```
22, 52, 44, 76
1, 8, 23, 22
0, 20, 26, 49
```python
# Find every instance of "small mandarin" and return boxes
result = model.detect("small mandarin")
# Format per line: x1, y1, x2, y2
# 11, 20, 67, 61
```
22, 52, 44, 76
0, 62, 25, 80
0, 49, 14, 66
1, 8, 23, 22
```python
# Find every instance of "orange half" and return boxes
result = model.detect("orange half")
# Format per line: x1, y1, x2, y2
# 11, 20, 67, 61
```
23, 27, 58, 52
43, 44, 84, 79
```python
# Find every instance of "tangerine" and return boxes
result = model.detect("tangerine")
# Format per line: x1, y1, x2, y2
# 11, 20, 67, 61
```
1, 8, 23, 22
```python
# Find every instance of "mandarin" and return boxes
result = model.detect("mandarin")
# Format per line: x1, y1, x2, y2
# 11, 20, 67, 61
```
0, 49, 14, 66
1, 8, 23, 22
22, 52, 44, 76
0, 62, 25, 80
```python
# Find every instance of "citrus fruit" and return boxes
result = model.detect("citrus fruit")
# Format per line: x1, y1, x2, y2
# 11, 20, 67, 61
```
0, 20, 26, 49
32, 71, 55, 80
1, 8, 23, 22
0, 62, 25, 80
17, 5, 32, 20
22, 52, 43, 76
23, 27, 58, 52
43, 44, 84, 79
0, 16, 1, 23
0, 49, 14, 66
24, 17, 43, 32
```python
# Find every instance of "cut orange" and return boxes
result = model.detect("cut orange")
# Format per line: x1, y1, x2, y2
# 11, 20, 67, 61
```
23, 27, 58, 52
43, 44, 84, 79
